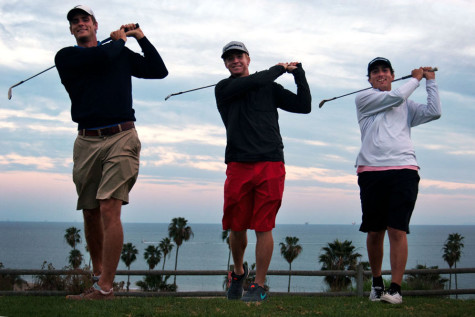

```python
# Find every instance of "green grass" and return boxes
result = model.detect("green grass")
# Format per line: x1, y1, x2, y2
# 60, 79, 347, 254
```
1, 296, 474, 317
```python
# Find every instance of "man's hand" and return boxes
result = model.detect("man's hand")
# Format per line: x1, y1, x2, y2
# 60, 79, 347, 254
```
422, 66, 436, 80
110, 29, 127, 42
411, 67, 424, 81
277, 62, 299, 73
287, 62, 299, 73
277, 62, 289, 70
121, 23, 144, 40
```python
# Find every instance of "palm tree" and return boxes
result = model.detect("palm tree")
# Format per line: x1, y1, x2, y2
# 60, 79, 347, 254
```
159, 237, 174, 271
64, 227, 81, 250
144, 245, 162, 270
279, 236, 303, 292
221, 229, 231, 271
318, 239, 362, 291
442, 233, 465, 294
121, 242, 138, 291
168, 217, 194, 286
68, 249, 83, 269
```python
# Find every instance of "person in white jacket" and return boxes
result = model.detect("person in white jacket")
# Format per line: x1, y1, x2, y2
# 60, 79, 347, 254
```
355, 57, 441, 304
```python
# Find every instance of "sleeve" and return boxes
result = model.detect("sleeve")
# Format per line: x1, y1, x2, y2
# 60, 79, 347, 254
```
407, 79, 442, 127
215, 65, 286, 105
129, 36, 168, 79
274, 64, 312, 114
355, 78, 420, 121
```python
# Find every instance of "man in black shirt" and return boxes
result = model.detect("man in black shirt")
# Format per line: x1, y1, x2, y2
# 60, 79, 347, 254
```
55, 5, 168, 300
215, 41, 311, 302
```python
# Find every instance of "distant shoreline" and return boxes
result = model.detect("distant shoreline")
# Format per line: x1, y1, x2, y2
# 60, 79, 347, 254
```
1, 221, 474, 226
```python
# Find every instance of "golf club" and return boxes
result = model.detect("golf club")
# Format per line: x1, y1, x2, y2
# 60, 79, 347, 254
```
7, 24, 139, 100
319, 67, 438, 108
165, 84, 216, 101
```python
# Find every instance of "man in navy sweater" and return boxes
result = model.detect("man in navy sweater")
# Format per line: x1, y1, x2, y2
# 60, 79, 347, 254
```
55, 5, 168, 300
215, 41, 311, 302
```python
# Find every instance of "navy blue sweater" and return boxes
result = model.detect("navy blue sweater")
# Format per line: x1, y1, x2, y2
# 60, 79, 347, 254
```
215, 64, 311, 164
55, 37, 168, 129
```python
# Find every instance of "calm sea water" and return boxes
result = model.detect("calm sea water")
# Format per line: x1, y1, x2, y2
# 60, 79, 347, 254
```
0, 222, 473, 295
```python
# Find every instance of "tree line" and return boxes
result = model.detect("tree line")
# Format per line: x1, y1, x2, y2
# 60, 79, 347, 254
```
0, 223, 466, 294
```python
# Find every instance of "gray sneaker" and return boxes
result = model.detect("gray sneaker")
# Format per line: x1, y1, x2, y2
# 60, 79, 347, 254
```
241, 283, 268, 302
369, 285, 384, 301
66, 283, 114, 300
226, 263, 249, 300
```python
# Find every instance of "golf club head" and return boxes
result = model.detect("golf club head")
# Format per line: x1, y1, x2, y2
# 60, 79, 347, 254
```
164, 94, 172, 101
319, 97, 336, 108
8, 87, 13, 100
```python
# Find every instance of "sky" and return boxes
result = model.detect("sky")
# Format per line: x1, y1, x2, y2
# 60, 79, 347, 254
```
0, 0, 474, 225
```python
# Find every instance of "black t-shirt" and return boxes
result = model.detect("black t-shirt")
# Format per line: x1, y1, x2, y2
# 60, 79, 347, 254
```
215, 64, 311, 163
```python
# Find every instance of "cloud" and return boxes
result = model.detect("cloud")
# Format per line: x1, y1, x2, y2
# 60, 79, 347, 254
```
286, 165, 356, 185
416, 129, 475, 159
141, 146, 223, 172
1, 0, 474, 224
422, 179, 475, 191
139, 124, 225, 146
290, 138, 328, 147
0, 108, 68, 122
0, 153, 70, 170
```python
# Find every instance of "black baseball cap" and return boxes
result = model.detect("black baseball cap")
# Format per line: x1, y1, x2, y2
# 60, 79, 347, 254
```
367, 57, 393, 75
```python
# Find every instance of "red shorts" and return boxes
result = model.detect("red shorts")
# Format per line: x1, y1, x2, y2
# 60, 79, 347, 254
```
222, 161, 286, 232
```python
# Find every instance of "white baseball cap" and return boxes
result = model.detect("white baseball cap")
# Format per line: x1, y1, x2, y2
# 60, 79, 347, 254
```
67, 5, 95, 21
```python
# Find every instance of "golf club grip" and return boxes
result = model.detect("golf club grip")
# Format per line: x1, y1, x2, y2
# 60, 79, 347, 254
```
101, 24, 140, 44
124, 23, 140, 33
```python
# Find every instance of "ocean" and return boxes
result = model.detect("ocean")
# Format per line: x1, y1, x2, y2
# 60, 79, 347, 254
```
0, 222, 473, 295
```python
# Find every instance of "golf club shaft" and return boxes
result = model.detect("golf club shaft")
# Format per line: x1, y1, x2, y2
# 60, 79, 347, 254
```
165, 84, 216, 101
319, 67, 438, 108
8, 24, 139, 100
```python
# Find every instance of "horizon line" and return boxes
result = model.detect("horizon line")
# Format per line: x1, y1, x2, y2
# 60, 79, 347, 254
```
1, 220, 474, 226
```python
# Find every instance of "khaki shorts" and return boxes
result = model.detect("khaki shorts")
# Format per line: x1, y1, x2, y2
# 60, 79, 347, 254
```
72, 129, 141, 210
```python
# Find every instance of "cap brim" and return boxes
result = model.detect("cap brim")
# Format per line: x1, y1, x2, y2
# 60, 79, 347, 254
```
67, 9, 91, 21
221, 49, 248, 59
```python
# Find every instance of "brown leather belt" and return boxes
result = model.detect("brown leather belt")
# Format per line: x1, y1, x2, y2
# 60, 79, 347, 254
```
78, 121, 135, 137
